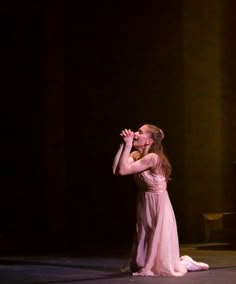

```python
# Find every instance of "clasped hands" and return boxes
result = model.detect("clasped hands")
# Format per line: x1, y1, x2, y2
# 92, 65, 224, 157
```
120, 128, 134, 145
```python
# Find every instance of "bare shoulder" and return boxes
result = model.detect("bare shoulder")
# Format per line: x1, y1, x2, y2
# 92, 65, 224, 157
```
148, 153, 162, 172
146, 152, 159, 160
146, 153, 160, 169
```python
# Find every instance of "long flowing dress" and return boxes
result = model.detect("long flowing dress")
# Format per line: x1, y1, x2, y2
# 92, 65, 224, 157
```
126, 169, 187, 277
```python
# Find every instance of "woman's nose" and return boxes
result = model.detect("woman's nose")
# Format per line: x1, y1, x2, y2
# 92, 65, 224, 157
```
134, 132, 138, 139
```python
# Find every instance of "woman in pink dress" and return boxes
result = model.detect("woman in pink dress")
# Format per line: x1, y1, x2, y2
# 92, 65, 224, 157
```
112, 124, 209, 277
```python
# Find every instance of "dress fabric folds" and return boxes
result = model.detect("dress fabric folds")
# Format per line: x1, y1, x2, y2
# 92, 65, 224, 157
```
128, 170, 187, 277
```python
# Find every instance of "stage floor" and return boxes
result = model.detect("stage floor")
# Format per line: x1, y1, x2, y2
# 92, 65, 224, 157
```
0, 243, 236, 284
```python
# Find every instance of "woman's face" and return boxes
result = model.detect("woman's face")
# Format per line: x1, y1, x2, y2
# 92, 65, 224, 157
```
133, 125, 152, 149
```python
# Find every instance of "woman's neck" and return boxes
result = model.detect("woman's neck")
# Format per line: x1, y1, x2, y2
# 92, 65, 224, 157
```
136, 147, 150, 158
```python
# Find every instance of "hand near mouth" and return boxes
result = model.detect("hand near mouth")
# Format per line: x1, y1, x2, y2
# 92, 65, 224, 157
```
120, 129, 134, 145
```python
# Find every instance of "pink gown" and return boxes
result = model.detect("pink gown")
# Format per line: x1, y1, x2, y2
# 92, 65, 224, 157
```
126, 169, 187, 276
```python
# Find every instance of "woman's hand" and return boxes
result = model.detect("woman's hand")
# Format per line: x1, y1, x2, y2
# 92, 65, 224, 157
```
120, 129, 134, 146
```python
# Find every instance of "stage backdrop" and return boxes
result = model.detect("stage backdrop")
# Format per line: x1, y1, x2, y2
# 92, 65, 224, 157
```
1, 0, 236, 252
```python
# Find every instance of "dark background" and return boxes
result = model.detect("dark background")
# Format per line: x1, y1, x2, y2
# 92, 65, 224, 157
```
1, 0, 236, 254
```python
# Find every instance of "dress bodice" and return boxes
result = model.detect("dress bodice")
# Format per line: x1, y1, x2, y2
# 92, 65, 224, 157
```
134, 170, 167, 193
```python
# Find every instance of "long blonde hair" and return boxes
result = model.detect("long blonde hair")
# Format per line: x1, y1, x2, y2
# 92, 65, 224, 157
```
145, 124, 172, 181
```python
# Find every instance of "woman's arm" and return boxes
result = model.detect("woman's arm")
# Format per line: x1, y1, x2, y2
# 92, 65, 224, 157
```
112, 143, 124, 175
118, 151, 156, 175
112, 143, 135, 175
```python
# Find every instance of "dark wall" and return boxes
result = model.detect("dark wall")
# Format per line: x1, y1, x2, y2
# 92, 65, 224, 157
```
1, 0, 236, 253
1, 2, 45, 242
0, 0, 186, 252
66, 0, 184, 248
222, 0, 236, 211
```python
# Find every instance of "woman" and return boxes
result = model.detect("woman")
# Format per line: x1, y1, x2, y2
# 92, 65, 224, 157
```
112, 124, 209, 277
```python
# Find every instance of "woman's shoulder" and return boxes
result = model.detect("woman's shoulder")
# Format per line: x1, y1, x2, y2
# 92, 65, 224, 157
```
147, 152, 159, 161
147, 153, 161, 172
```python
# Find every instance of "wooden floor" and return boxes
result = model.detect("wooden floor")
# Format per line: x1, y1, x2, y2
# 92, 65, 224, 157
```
0, 243, 236, 284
